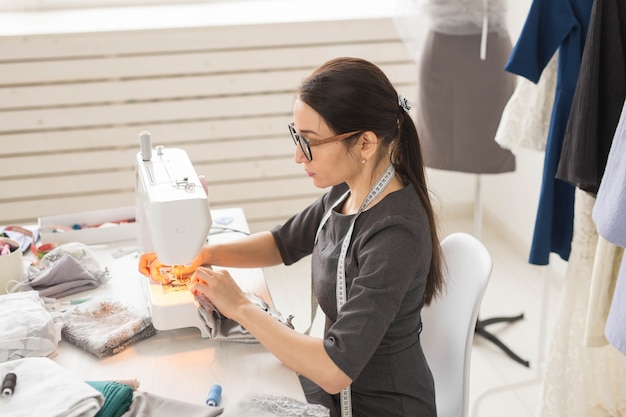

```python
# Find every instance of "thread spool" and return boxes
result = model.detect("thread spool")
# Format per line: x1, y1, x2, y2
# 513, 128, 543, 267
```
205, 384, 222, 406
140, 131, 152, 161
112, 378, 140, 391
2, 373, 16, 397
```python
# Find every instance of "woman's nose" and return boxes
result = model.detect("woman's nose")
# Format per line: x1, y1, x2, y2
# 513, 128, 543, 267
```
294, 145, 307, 163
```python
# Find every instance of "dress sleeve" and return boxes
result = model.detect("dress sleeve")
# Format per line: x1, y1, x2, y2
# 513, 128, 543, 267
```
271, 184, 348, 266
505, 0, 578, 83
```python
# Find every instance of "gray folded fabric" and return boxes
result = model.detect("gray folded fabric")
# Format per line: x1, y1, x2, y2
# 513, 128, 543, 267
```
22, 254, 101, 298
18, 242, 110, 298
195, 292, 294, 343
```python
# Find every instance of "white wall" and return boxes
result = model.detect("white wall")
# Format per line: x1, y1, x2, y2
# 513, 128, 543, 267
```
0, 0, 544, 252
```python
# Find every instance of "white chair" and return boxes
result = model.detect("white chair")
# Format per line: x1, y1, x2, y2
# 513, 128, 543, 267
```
421, 232, 493, 417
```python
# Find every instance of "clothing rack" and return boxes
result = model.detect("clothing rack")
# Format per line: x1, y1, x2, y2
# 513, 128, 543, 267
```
472, 174, 529, 367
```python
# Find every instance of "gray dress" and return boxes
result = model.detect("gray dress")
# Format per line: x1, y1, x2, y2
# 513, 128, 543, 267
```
413, 0, 516, 173
272, 183, 436, 417
418, 31, 516, 173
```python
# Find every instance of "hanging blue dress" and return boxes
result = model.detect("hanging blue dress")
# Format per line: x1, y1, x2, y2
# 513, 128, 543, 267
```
504, 0, 595, 265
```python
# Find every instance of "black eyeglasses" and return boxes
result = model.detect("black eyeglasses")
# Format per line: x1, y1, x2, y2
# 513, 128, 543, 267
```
288, 123, 363, 161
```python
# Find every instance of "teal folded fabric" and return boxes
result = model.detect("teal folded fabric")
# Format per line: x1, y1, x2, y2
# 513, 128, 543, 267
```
87, 381, 134, 417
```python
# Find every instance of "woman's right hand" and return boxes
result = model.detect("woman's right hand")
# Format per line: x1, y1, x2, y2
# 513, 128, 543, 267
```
189, 267, 249, 321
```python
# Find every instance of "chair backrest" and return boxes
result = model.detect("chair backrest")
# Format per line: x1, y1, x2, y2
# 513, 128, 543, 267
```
421, 232, 492, 417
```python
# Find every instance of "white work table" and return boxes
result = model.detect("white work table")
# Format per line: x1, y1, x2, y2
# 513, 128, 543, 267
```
51, 208, 305, 415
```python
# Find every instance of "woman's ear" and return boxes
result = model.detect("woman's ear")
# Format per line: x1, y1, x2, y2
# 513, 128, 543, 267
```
359, 131, 379, 161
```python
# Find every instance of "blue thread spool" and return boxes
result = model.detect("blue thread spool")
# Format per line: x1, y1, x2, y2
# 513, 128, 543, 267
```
205, 384, 222, 406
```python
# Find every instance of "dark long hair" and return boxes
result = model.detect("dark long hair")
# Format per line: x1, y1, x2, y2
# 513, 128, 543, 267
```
298, 57, 444, 304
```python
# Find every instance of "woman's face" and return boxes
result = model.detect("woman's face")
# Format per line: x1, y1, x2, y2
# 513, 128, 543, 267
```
292, 99, 360, 189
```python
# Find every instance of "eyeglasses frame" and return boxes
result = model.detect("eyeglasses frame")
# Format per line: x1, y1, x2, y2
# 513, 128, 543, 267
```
288, 123, 363, 161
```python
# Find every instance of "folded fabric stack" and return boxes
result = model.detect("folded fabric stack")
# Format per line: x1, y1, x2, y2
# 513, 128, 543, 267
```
61, 298, 156, 357
0, 357, 104, 417
0, 291, 60, 362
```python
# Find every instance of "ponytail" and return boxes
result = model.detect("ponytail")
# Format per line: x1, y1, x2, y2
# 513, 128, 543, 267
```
392, 111, 444, 305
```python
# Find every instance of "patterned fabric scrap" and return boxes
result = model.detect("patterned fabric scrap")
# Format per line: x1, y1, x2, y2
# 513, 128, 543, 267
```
61, 298, 156, 357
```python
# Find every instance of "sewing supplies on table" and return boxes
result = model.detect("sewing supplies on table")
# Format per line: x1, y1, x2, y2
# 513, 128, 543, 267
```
0, 238, 24, 295
42, 296, 92, 312
205, 384, 222, 406
107, 378, 140, 391
0, 225, 38, 253
39, 219, 136, 235
2, 372, 16, 397
0, 244, 11, 256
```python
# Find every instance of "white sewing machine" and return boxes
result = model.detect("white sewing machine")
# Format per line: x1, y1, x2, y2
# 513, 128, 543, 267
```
135, 131, 213, 337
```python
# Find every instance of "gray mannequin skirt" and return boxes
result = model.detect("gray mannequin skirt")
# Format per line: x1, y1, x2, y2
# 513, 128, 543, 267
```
417, 31, 517, 174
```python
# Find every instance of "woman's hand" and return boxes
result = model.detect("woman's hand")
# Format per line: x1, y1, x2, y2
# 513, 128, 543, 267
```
138, 251, 205, 284
189, 267, 249, 320
138, 252, 168, 283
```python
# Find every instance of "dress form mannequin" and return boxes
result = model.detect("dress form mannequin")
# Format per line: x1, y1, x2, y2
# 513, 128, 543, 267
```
417, 30, 516, 174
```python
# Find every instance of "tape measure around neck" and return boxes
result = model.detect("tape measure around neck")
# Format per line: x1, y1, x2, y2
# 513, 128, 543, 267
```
314, 164, 396, 417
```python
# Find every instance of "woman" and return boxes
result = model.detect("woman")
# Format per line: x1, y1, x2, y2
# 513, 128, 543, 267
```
139, 57, 443, 417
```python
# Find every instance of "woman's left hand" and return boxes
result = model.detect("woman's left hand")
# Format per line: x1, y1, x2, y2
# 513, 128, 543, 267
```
139, 251, 206, 284
189, 267, 249, 319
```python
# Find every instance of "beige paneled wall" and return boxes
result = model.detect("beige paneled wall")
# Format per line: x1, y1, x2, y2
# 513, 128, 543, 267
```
0, 15, 416, 232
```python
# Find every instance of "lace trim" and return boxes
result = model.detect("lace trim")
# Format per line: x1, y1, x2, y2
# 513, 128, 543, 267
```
250, 395, 330, 417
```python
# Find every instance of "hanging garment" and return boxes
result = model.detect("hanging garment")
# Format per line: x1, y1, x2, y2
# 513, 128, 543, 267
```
585, 236, 623, 347
504, 0, 595, 265
556, 0, 626, 195
605, 261, 626, 355
494, 52, 558, 153
593, 99, 626, 355
538, 189, 626, 417
586, 96, 626, 349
